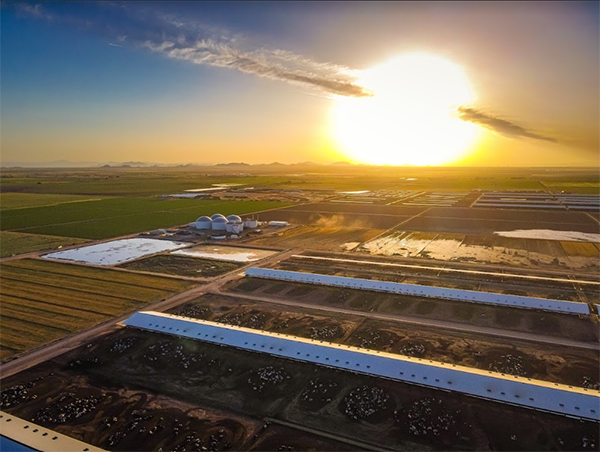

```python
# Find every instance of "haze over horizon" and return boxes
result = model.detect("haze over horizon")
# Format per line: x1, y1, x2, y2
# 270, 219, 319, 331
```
1, 1, 598, 167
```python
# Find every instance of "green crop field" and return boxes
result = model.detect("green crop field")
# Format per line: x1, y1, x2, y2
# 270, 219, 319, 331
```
0, 198, 291, 240
0, 172, 301, 196
0, 193, 105, 210
0, 231, 89, 258
2, 166, 598, 195
0, 258, 196, 362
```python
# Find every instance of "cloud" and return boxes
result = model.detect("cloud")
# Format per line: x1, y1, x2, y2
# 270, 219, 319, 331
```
1, 3, 375, 98
456, 107, 557, 143
109, 43, 123, 48
141, 39, 372, 98
15, 2, 53, 21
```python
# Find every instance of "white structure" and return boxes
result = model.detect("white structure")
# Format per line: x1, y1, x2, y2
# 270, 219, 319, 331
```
268, 221, 289, 227
123, 312, 600, 422
244, 268, 590, 315
43, 238, 187, 266
195, 216, 213, 229
197, 213, 247, 232
212, 217, 228, 231
244, 219, 258, 229
227, 214, 242, 223
0, 410, 106, 451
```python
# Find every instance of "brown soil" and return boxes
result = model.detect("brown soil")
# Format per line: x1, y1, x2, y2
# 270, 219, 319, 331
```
1, 328, 598, 451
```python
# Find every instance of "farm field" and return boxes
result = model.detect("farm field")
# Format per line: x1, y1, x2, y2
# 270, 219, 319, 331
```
0, 231, 88, 258
246, 225, 385, 252
2, 166, 596, 195
0, 258, 195, 362
402, 215, 600, 235
421, 206, 599, 225
560, 241, 600, 257
403, 207, 599, 234
0, 198, 291, 240
256, 210, 406, 229
119, 254, 242, 278
1, 327, 597, 452
275, 202, 427, 217
0, 193, 105, 210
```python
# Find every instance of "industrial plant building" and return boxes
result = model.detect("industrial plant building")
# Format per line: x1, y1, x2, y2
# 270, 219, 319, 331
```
194, 213, 260, 233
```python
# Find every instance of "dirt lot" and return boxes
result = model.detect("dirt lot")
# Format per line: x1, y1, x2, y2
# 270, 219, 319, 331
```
420, 207, 599, 226
1, 328, 597, 451
246, 225, 384, 252
169, 294, 599, 388
225, 278, 599, 343
357, 229, 599, 272
255, 210, 411, 230
270, 203, 427, 217
119, 254, 242, 278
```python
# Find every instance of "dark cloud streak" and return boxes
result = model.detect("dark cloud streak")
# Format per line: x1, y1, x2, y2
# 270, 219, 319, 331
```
11, 2, 562, 140
142, 40, 372, 97
456, 107, 557, 143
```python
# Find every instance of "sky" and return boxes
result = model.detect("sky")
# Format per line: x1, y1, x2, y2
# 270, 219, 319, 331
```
1, 1, 598, 166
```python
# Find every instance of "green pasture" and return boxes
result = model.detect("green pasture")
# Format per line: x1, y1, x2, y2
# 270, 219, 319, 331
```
1, 166, 597, 195
1, 198, 291, 240
0, 193, 105, 210
0, 231, 88, 258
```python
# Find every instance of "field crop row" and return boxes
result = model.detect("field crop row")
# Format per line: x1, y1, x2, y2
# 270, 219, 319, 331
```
1, 266, 173, 302
0, 259, 198, 362
560, 241, 600, 257
0, 282, 141, 316
2, 259, 193, 292
0, 231, 88, 258
2, 294, 109, 323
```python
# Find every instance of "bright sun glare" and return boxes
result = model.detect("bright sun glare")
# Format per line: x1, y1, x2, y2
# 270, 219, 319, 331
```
332, 53, 480, 166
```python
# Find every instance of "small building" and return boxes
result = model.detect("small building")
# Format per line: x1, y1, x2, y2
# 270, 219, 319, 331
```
244, 219, 258, 229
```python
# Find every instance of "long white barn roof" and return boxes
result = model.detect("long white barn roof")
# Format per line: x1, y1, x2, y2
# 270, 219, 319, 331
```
477, 192, 599, 210
244, 268, 590, 315
123, 312, 600, 421
0, 411, 106, 452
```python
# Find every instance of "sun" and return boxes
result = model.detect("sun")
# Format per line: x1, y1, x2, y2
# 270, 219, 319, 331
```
332, 53, 481, 166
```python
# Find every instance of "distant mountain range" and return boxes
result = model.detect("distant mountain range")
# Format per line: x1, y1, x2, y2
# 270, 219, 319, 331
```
1, 160, 356, 168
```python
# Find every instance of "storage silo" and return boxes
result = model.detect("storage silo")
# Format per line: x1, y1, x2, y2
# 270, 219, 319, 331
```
212, 216, 228, 231
195, 216, 213, 230
211, 213, 226, 220
226, 214, 242, 223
